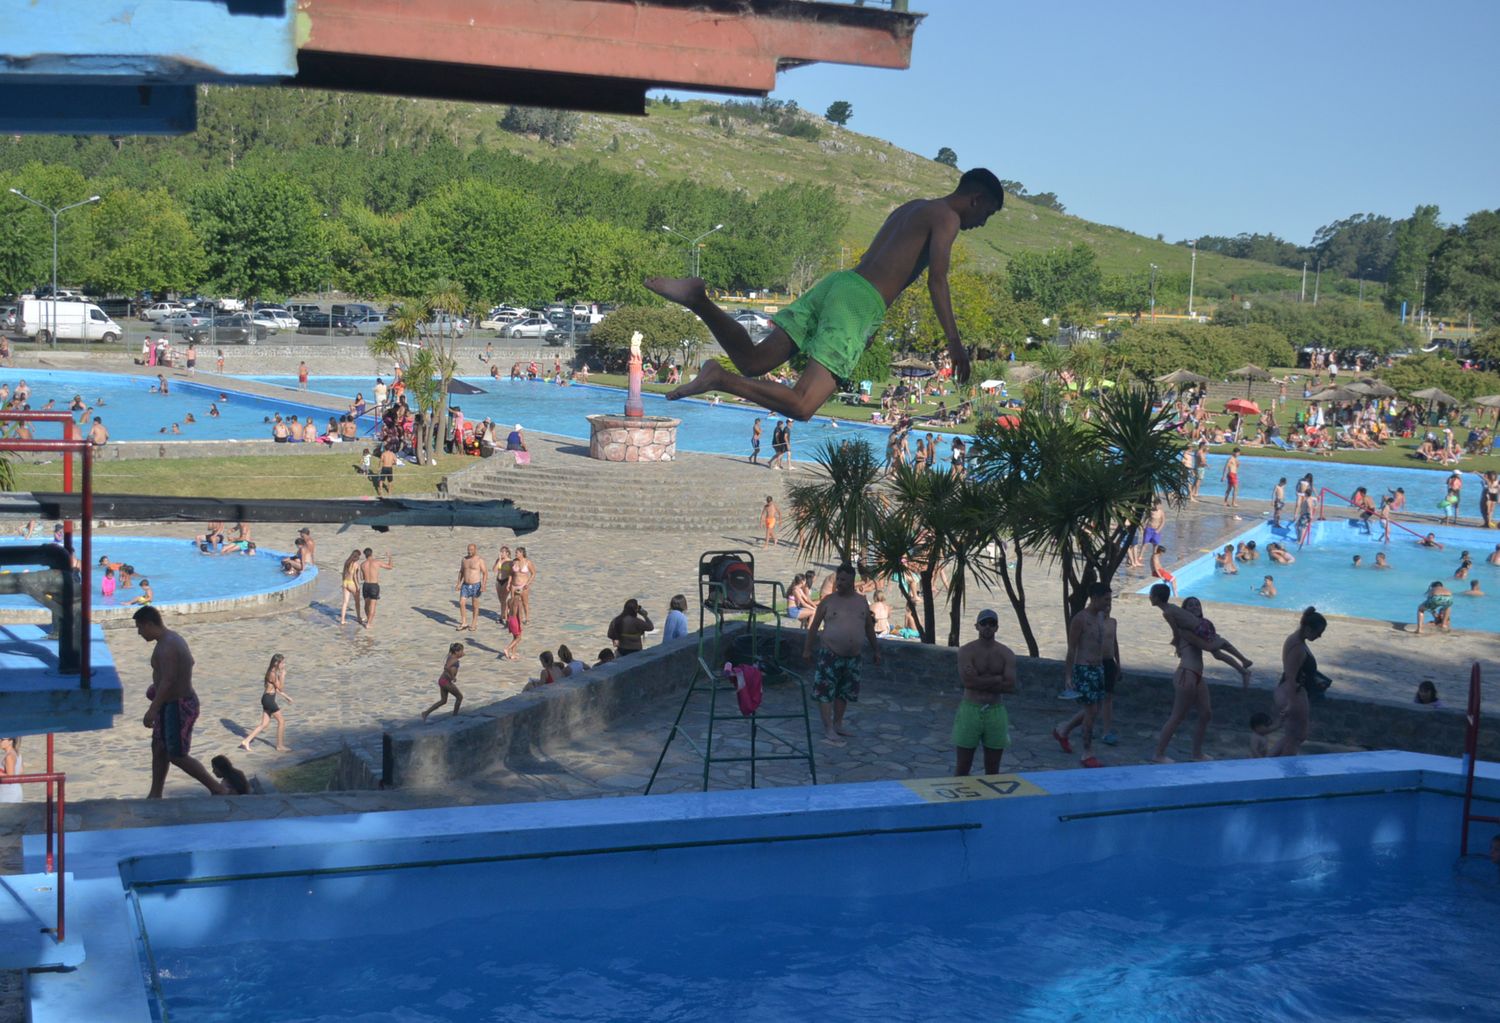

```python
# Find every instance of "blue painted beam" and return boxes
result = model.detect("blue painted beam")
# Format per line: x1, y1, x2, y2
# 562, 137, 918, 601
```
0, 83, 195, 134
0, 0, 296, 81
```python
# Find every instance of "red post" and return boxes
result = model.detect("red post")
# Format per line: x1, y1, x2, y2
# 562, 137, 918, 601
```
55, 777, 65, 943
45, 733, 54, 874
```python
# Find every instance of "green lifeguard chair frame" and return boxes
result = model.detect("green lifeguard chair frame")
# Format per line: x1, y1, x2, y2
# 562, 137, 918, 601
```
644, 549, 817, 793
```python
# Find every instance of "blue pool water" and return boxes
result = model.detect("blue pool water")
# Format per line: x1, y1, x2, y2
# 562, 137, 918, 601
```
26, 753, 1500, 1023
135, 847, 1496, 1023
0, 535, 311, 612
1148, 519, 1500, 633
251, 374, 967, 466
0, 370, 351, 442
1204, 451, 1481, 523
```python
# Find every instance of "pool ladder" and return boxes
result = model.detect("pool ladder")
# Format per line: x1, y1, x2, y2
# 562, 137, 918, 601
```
1460, 661, 1499, 857
645, 550, 818, 794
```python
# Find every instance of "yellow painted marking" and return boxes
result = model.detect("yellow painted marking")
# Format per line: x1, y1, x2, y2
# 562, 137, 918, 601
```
902, 774, 1047, 803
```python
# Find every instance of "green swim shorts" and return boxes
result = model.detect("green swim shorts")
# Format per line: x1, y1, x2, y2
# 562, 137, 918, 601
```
772, 270, 888, 380
951, 699, 1009, 750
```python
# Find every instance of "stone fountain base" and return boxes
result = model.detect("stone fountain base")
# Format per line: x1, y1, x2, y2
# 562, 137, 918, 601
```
586, 414, 681, 462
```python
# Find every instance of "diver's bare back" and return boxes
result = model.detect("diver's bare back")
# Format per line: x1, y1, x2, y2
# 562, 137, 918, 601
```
855, 199, 954, 304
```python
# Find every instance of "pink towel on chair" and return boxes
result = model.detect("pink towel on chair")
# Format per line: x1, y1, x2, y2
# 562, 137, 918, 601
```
726, 664, 763, 716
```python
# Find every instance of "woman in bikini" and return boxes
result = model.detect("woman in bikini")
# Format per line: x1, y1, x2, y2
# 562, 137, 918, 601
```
239, 653, 293, 752
338, 549, 364, 625
510, 547, 534, 624
422, 643, 466, 720
493, 545, 514, 605
1273, 606, 1326, 756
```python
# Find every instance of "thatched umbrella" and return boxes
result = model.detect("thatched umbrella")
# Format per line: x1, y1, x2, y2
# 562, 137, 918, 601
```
1471, 394, 1500, 409
1228, 363, 1271, 396
1411, 386, 1461, 407
891, 357, 936, 378
1359, 379, 1398, 397
1307, 386, 1362, 403
1155, 368, 1211, 386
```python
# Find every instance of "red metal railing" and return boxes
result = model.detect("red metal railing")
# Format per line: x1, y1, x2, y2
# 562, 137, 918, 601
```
1316, 486, 1425, 542
0, 774, 66, 941
1, 413, 92, 943
1460, 662, 1498, 858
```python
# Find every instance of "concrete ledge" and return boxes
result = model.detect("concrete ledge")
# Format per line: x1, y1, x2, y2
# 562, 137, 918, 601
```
0, 569, 318, 626
384, 626, 729, 788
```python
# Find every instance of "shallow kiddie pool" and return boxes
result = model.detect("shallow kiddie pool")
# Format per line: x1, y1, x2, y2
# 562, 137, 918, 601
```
20, 751, 1500, 1022
0, 536, 314, 618
1147, 520, 1500, 634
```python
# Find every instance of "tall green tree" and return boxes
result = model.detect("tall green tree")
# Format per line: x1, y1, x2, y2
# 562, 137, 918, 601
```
1428, 209, 1500, 325
190, 168, 330, 298
1007, 244, 1102, 322
1386, 205, 1444, 314
935, 147, 958, 167
399, 179, 561, 304
85, 188, 205, 296
824, 100, 853, 126
593, 305, 710, 369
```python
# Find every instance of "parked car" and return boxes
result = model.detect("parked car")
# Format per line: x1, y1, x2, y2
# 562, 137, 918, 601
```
419, 314, 467, 338
332, 303, 379, 321
162, 310, 211, 331
545, 323, 593, 346
185, 313, 268, 344
353, 313, 393, 336
251, 307, 299, 332
286, 302, 322, 318
296, 311, 357, 336
141, 301, 187, 323
733, 310, 772, 330
480, 306, 528, 331
504, 316, 554, 339
1, 305, 15, 331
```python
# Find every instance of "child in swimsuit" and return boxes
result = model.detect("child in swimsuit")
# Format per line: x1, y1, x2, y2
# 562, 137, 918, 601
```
1168, 597, 1254, 686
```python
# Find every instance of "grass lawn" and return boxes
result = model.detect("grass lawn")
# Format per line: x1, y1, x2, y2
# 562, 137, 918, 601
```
9, 452, 470, 499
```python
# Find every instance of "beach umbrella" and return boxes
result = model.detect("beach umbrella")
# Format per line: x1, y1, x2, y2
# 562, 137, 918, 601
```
1224, 398, 1260, 416
891, 357, 936, 378
1360, 381, 1397, 397
1411, 386, 1461, 407
1155, 368, 1210, 386
1470, 394, 1500, 409
1228, 363, 1271, 396
1307, 386, 1362, 403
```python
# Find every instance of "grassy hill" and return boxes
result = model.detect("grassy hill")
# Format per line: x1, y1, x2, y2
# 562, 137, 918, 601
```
443, 98, 1296, 299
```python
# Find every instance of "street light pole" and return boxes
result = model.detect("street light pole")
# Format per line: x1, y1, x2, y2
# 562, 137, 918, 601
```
1186, 240, 1197, 319
8, 189, 101, 348
661, 223, 724, 279
1148, 263, 1158, 322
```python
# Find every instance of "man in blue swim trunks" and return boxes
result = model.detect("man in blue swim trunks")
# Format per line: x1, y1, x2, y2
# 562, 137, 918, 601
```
650, 169, 1005, 421
135, 606, 226, 797
455, 543, 489, 632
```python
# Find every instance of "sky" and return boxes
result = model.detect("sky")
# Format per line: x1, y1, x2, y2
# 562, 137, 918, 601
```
678, 0, 1498, 245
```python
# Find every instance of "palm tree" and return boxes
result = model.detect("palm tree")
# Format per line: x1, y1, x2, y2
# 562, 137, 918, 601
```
784, 439, 885, 565
368, 284, 468, 465
986, 384, 1189, 626
1028, 340, 1069, 413
862, 464, 969, 645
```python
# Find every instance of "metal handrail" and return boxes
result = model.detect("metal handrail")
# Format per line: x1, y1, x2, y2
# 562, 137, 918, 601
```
1460, 661, 1499, 857
0, 773, 66, 942
1316, 486, 1425, 542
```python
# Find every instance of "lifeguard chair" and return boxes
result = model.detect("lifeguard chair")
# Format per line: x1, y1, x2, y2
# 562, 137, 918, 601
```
645, 550, 817, 793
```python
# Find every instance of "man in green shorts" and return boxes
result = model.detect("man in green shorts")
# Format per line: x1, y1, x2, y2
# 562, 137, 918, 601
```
649, 168, 1005, 421
953, 608, 1018, 775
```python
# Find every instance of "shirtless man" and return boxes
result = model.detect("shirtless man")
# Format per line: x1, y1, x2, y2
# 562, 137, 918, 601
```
376, 446, 397, 497
953, 608, 1018, 775
297, 527, 315, 567
360, 548, 394, 629
760, 495, 780, 548
134, 606, 226, 797
510, 547, 536, 624
1052, 584, 1115, 768
1149, 586, 1219, 763
802, 563, 881, 746
454, 543, 488, 631
652, 169, 1005, 420
88, 416, 108, 449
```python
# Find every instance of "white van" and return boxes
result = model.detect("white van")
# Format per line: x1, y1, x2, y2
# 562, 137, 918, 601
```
19, 298, 124, 344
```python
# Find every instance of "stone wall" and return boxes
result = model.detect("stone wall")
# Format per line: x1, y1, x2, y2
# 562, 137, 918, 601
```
379, 624, 1492, 790
587, 414, 680, 462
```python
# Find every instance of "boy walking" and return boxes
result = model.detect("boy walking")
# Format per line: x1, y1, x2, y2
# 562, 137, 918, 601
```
651, 169, 1005, 420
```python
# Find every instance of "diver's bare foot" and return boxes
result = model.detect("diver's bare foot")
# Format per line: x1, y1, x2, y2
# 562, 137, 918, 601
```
821, 732, 846, 747
238, 741, 252, 752
1151, 754, 1176, 764
668, 361, 724, 402
644, 276, 707, 306
836, 724, 856, 737
1239, 667, 1253, 688
275, 746, 292, 753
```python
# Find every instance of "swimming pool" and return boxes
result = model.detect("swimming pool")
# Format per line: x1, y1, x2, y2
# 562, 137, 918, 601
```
1210, 452, 1484, 525
22, 751, 1500, 1022
0, 370, 349, 442
0, 536, 314, 617
251, 374, 968, 466
1146, 519, 1500, 633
